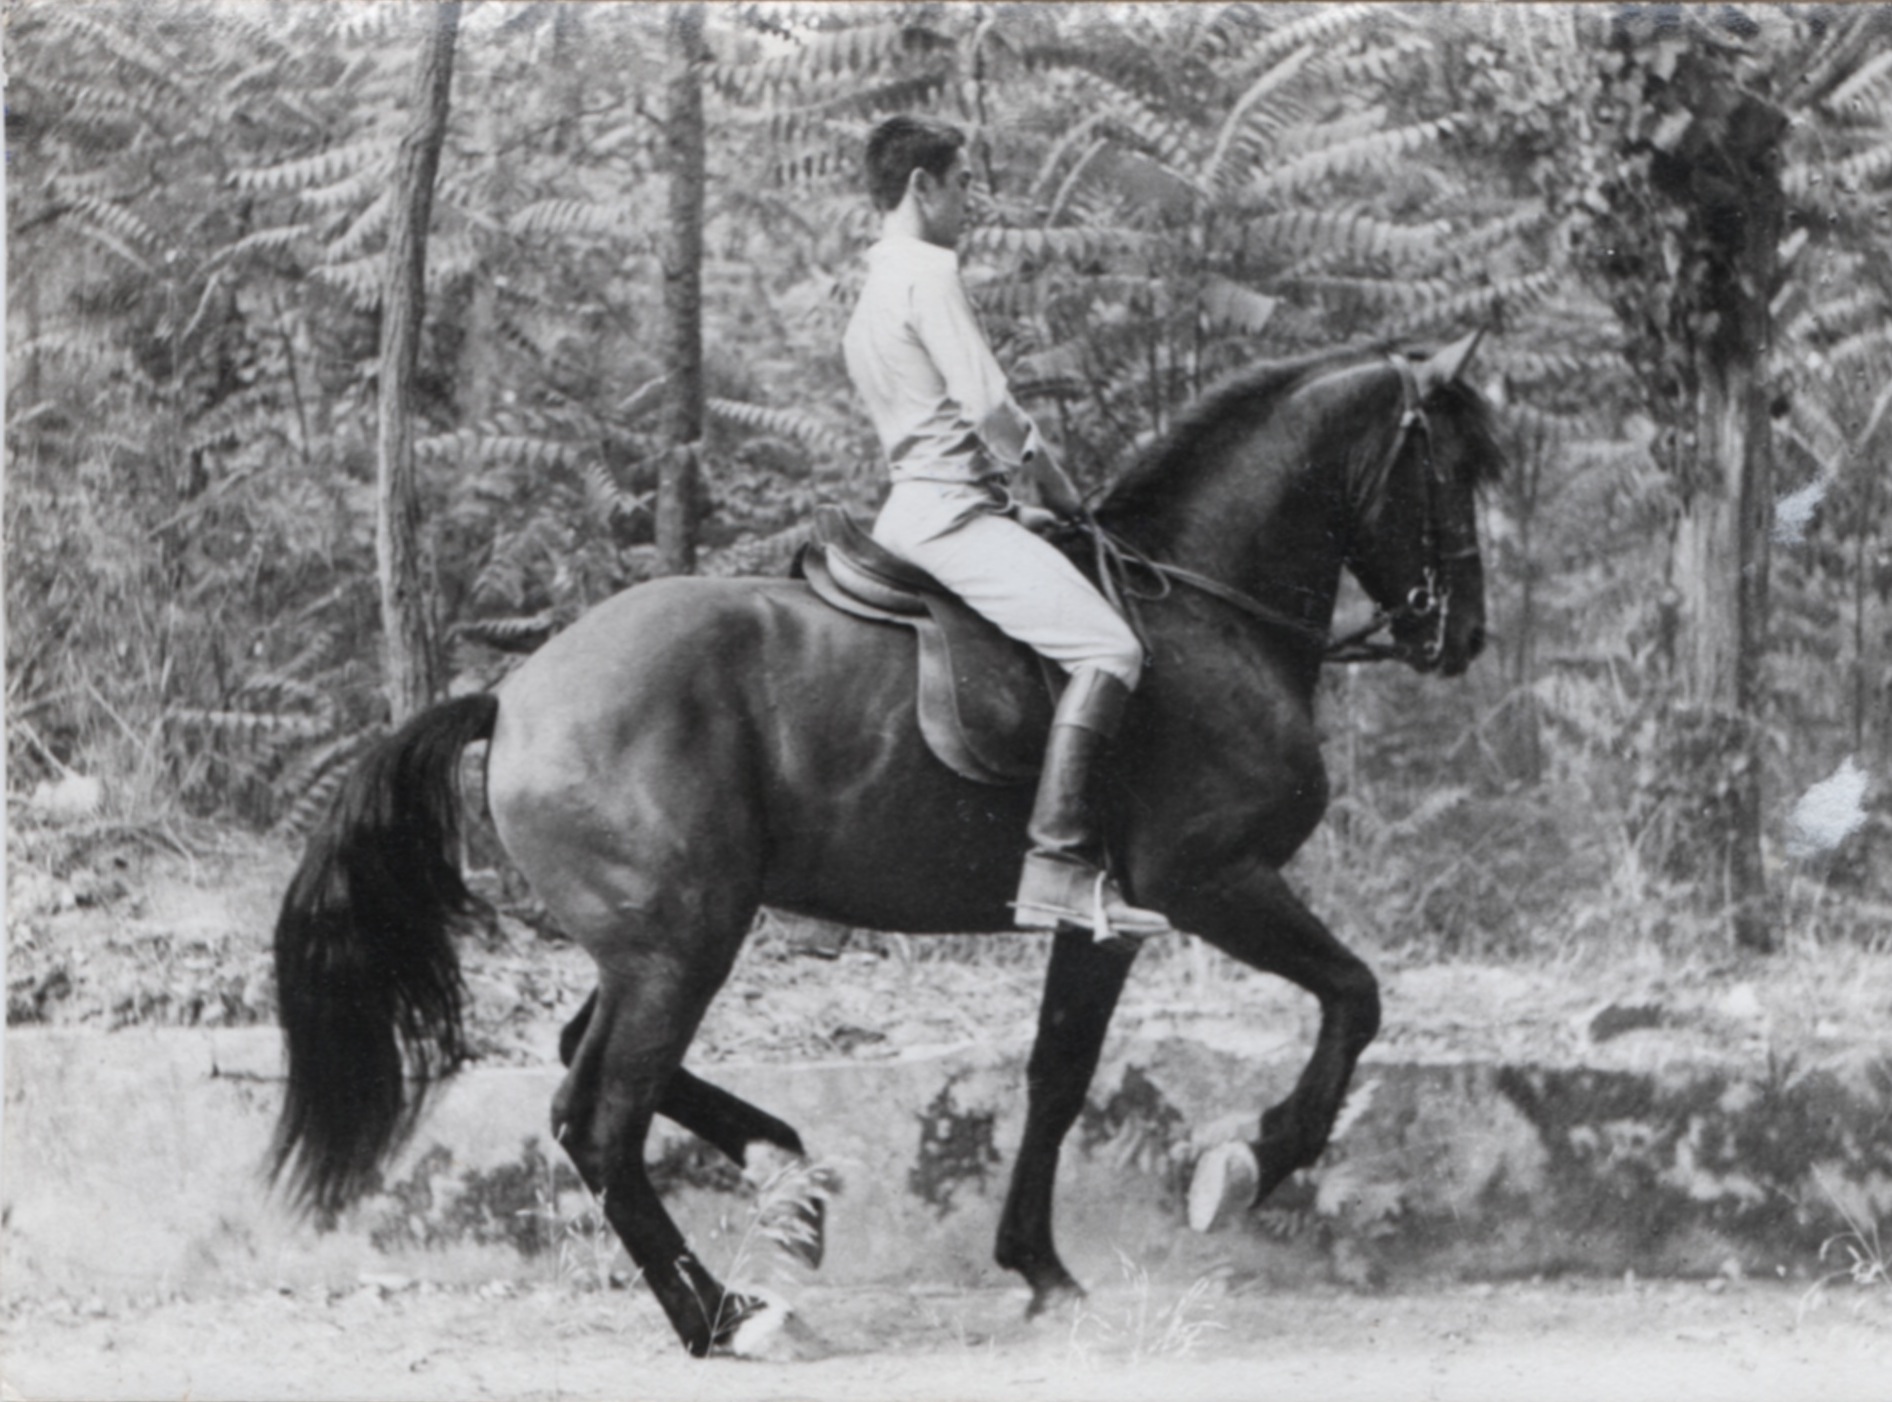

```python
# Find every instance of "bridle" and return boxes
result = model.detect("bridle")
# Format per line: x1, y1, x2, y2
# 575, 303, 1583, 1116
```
1080, 355, 1463, 666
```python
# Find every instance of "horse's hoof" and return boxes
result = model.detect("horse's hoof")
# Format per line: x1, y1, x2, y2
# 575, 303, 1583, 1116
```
1024, 1277, 1086, 1321
719, 1292, 830, 1361
1188, 1140, 1259, 1233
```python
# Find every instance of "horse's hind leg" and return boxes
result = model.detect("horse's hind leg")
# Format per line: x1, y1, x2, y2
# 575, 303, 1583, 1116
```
554, 958, 768, 1356
1177, 860, 1380, 1231
994, 927, 1138, 1315
562, 991, 806, 1157
561, 991, 825, 1267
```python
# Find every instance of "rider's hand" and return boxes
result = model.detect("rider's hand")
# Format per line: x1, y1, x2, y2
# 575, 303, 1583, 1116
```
1015, 504, 1062, 535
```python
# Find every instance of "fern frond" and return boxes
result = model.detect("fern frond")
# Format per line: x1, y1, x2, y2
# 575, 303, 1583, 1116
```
71, 221, 156, 277
1826, 323, 1892, 376
1785, 392, 1851, 461
35, 6, 191, 104
325, 189, 393, 262
301, 157, 399, 216
508, 198, 642, 241
1411, 203, 1553, 273
473, 513, 572, 610
716, 22, 953, 102
767, 144, 848, 189
67, 195, 165, 257
232, 138, 392, 197
1500, 402, 1600, 450
471, 435, 582, 473
745, 71, 952, 145
1201, 45, 1316, 197
308, 256, 381, 309
1832, 137, 1892, 191
456, 614, 557, 654
274, 728, 383, 839
1200, 276, 1279, 335
1249, 117, 1458, 202
1091, 88, 1200, 173
234, 674, 330, 714
1393, 270, 1562, 336
209, 224, 318, 267
1824, 48, 1892, 115
1329, 30, 1435, 90
1490, 348, 1628, 385
1245, 209, 1452, 267
1206, 2, 1380, 73
579, 461, 650, 525
702, 520, 813, 578
616, 376, 670, 421
708, 398, 851, 458
264, 625, 342, 684
186, 391, 293, 456
964, 224, 1153, 266
170, 708, 331, 746
1290, 272, 1456, 314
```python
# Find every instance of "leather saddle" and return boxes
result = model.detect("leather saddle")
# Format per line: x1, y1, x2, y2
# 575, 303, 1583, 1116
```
794, 506, 1054, 786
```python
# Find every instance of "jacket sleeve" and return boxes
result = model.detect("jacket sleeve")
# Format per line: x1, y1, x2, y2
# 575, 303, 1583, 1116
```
910, 261, 1044, 470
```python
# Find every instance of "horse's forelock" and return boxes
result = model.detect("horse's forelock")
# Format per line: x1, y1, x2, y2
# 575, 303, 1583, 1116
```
1428, 377, 1507, 490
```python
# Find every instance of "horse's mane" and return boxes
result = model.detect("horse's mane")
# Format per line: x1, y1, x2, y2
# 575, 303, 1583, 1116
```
1095, 346, 1367, 527
1094, 342, 1504, 531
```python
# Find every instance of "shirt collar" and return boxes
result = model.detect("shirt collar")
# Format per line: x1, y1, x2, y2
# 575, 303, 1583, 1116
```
869, 234, 959, 269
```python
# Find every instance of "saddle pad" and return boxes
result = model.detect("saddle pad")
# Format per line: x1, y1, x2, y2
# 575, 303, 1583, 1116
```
799, 548, 1053, 787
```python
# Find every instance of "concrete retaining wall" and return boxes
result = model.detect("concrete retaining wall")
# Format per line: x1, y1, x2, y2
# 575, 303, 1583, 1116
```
5, 1028, 1889, 1301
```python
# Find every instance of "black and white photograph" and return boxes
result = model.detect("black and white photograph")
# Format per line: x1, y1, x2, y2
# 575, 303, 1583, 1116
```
3, 2, 1889, 1397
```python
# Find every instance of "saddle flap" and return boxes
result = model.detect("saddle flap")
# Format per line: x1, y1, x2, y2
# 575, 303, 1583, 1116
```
799, 509, 1053, 786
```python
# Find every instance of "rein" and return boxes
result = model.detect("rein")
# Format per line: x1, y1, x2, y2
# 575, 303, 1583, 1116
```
1079, 355, 1452, 666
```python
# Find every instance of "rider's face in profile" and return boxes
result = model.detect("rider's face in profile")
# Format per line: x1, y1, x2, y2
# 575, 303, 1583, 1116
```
917, 154, 973, 249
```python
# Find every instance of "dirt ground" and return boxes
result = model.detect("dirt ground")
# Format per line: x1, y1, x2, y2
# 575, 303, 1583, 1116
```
7, 835, 1890, 1401
3, 1276, 1887, 1402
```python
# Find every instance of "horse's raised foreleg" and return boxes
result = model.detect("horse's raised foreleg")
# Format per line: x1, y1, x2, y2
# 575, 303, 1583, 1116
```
1179, 860, 1380, 1231
994, 927, 1138, 1315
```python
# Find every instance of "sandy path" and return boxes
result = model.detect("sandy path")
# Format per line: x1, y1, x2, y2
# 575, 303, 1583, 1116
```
5, 1277, 1886, 1402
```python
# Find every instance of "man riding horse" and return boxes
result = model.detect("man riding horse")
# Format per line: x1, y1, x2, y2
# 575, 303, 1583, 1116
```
844, 115, 1171, 945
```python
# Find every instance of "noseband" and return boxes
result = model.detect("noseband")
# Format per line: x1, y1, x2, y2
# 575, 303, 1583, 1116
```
1336, 355, 1458, 665
1083, 356, 1462, 665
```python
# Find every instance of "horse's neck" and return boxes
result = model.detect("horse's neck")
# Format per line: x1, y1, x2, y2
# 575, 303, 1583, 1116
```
1121, 417, 1350, 646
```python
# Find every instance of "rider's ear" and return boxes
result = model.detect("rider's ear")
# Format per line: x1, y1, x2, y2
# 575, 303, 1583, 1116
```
907, 166, 934, 204
1415, 329, 1485, 397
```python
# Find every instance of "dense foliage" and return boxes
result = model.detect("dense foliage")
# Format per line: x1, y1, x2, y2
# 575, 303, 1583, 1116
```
8, 1, 1888, 955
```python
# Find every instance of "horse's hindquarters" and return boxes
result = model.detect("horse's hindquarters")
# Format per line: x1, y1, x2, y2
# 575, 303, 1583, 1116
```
484, 576, 1031, 945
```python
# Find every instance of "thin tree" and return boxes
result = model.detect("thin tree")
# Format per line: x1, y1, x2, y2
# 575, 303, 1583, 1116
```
377, 2, 461, 721
657, 2, 707, 576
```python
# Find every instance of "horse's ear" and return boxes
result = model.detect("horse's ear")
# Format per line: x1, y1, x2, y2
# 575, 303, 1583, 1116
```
1416, 329, 1485, 396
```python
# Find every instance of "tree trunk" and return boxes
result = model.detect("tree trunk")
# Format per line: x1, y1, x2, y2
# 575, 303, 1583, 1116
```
376, 2, 460, 722
1659, 60, 1785, 953
656, 2, 706, 577
1673, 346, 1775, 950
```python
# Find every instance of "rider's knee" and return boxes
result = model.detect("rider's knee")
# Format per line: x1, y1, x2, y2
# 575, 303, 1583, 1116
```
1093, 631, 1144, 691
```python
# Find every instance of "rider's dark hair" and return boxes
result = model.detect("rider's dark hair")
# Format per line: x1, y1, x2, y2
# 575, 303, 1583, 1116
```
864, 115, 966, 213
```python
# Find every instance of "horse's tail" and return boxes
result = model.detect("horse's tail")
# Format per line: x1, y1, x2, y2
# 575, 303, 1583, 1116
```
267, 692, 499, 1218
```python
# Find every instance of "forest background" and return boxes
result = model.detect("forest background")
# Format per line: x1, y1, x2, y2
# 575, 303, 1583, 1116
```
6, 1, 1889, 1003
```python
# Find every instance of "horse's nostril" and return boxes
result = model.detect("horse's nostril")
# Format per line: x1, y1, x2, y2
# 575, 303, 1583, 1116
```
1468, 624, 1487, 659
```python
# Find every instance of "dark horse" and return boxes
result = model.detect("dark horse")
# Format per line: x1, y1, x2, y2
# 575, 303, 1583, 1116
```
269, 336, 1502, 1356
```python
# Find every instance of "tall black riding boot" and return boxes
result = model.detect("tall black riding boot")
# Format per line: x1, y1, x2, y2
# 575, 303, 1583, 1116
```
1012, 668, 1173, 942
